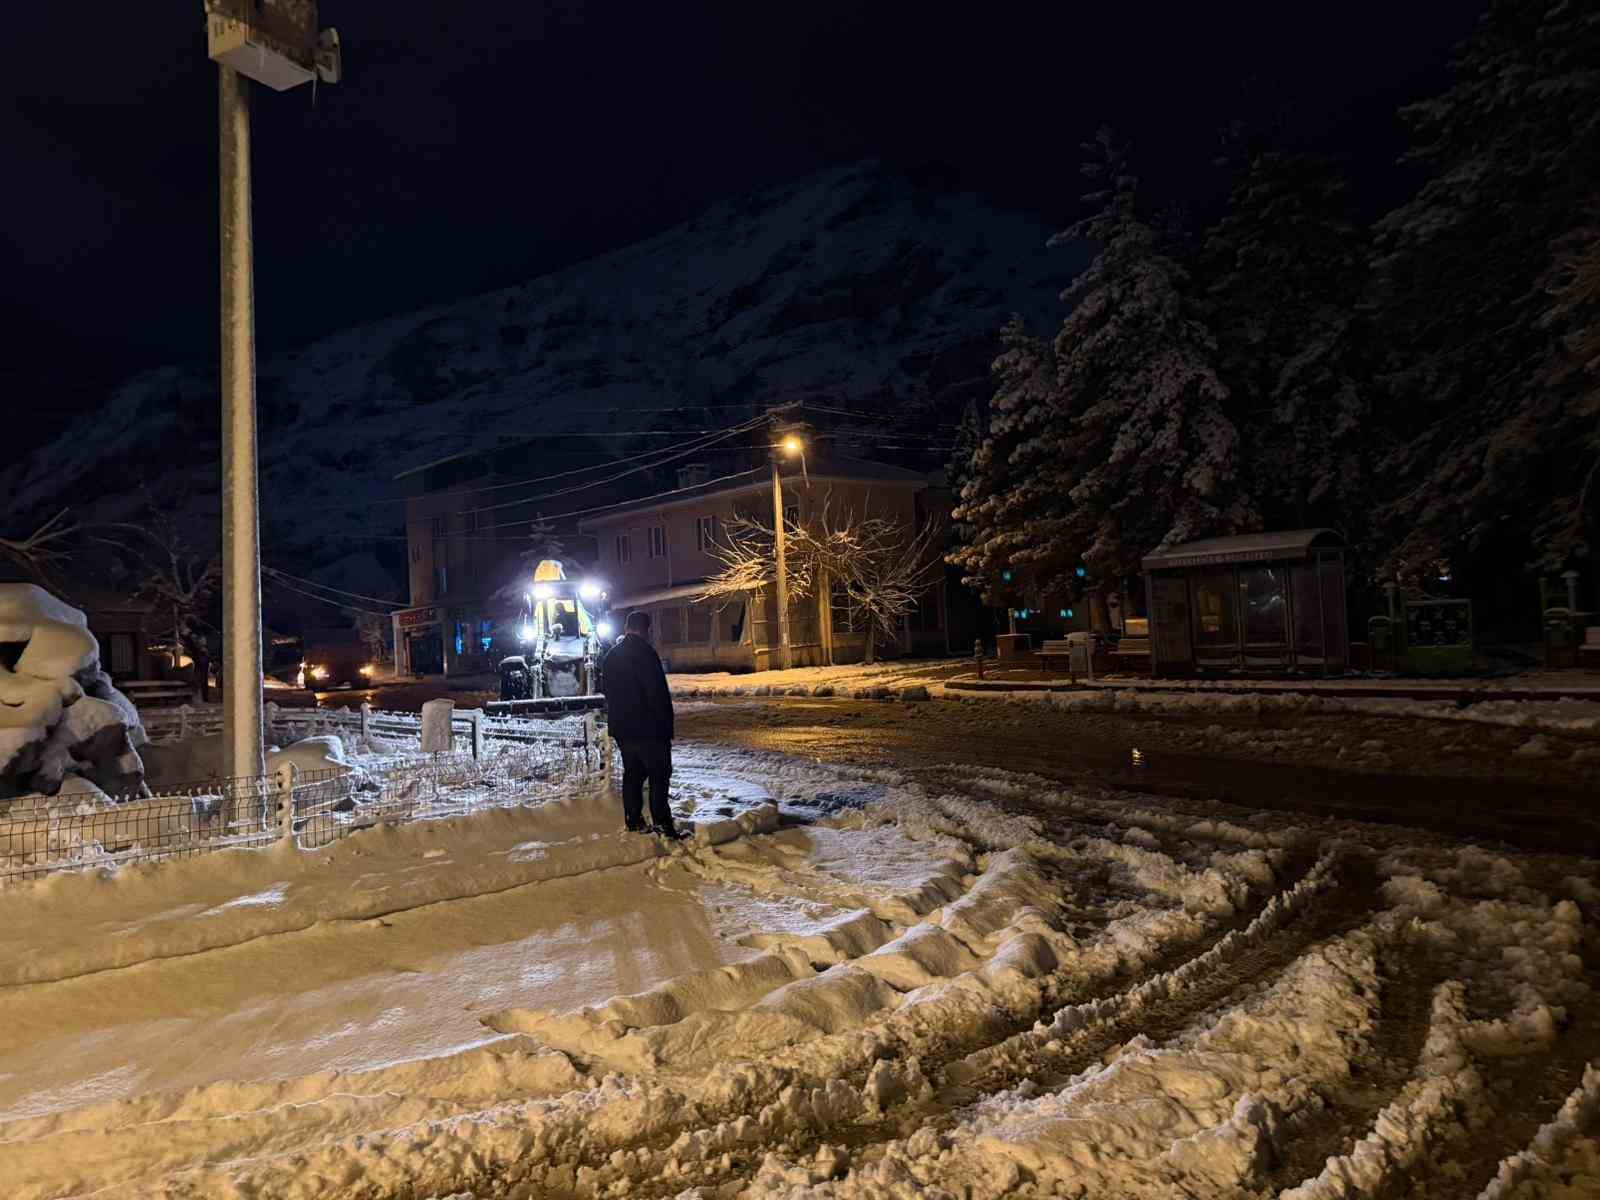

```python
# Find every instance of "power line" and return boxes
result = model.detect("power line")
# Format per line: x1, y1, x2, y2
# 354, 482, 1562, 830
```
456, 415, 771, 518
263, 566, 404, 608
341, 416, 769, 511
264, 573, 394, 616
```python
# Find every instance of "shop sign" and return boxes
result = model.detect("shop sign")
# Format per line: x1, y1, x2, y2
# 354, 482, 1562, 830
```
399, 607, 438, 629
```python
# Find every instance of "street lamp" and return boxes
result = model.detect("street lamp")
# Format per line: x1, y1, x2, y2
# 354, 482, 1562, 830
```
204, 1, 339, 795
770, 429, 804, 671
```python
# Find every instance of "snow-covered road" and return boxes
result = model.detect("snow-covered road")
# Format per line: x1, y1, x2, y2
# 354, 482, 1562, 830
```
0, 737, 1596, 1200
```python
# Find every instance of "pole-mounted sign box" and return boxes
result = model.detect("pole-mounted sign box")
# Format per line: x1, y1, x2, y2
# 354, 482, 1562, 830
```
205, 0, 340, 91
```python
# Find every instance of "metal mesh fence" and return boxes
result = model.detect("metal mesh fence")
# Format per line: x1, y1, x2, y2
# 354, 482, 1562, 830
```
0, 718, 609, 884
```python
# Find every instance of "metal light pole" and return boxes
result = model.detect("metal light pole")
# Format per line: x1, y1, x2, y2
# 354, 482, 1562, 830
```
218, 64, 264, 790
770, 429, 807, 671
771, 453, 794, 671
205, 1, 340, 802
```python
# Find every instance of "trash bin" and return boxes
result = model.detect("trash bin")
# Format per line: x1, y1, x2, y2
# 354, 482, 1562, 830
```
1066, 631, 1092, 678
1545, 608, 1576, 668
1367, 616, 1392, 655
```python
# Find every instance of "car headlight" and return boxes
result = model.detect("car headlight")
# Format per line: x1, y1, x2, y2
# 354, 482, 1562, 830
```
359, 664, 375, 677
310, 665, 328, 681
596, 620, 614, 640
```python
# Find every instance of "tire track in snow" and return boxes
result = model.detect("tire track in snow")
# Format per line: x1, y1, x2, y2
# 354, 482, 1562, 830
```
552, 850, 1340, 1200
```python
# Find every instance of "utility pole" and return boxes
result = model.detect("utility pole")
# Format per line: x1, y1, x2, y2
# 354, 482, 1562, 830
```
218, 63, 263, 791
769, 418, 805, 671
771, 454, 793, 670
206, 2, 340, 801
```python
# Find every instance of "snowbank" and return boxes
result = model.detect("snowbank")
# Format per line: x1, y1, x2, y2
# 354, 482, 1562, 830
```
0, 584, 147, 801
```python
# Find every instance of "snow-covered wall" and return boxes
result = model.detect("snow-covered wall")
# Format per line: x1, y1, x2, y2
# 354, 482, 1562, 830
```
0, 584, 147, 802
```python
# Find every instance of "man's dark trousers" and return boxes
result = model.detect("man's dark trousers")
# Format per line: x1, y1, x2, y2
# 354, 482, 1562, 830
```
617, 738, 673, 829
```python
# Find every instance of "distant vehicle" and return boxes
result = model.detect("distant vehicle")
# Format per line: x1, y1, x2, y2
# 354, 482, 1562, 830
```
299, 628, 376, 691
492, 560, 613, 715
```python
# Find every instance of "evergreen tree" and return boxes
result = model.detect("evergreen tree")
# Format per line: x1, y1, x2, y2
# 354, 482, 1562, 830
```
1201, 136, 1373, 543
951, 129, 1254, 600
1042, 128, 1255, 586
1370, 0, 1600, 581
948, 317, 1058, 602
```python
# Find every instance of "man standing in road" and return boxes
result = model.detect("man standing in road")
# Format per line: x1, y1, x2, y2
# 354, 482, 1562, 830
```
600, 611, 683, 839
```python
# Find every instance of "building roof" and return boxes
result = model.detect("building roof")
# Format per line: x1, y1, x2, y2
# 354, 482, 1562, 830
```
577, 456, 933, 528
1141, 528, 1344, 572
611, 581, 710, 609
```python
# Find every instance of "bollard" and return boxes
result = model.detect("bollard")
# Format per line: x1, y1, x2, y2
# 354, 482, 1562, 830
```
469, 709, 485, 761
273, 761, 298, 841
178, 703, 191, 740
974, 638, 984, 680
360, 700, 372, 742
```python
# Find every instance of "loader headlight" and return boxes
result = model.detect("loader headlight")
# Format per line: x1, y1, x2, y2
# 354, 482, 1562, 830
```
532, 583, 553, 600
519, 623, 534, 642
596, 620, 614, 640
579, 580, 602, 602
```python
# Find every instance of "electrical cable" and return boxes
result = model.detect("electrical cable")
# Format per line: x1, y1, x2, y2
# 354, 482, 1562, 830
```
341, 414, 770, 510
263, 566, 405, 608
456, 415, 770, 518
264, 573, 394, 616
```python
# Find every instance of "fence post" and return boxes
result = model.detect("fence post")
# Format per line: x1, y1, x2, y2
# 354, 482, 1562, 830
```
178, 703, 191, 740
600, 727, 613, 788
274, 761, 298, 841
266, 701, 279, 744
582, 712, 596, 768
469, 709, 485, 761
360, 700, 372, 742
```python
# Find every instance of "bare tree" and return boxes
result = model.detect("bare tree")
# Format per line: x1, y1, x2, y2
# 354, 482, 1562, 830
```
809, 505, 944, 664
0, 509, 78, 586
346, 606, 392, 665
699, 498, 941, 664
699, 511, 817, 604
124, 511, 220, 666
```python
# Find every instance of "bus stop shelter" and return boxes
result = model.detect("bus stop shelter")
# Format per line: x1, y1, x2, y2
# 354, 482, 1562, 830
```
1141, 529, 1348, 677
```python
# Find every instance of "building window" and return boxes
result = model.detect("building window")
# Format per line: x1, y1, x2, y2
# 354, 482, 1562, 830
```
696, 515, 718, 552
687, 602, 713, 643
615, 533, 632, 565
435, 564, 448, 596
454, 620, 468, 657
830, 580, 859, 633
648, 525, 667, 558
783, 503, 799, 530
657, 606, 685, 644
430, 516, 446, 538
463, 510, 477, 533
478, 618, 494, 652
410, 544, 421, 563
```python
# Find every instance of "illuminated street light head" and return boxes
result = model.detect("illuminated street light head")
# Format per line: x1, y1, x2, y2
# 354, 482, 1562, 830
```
781, 433, 803, 456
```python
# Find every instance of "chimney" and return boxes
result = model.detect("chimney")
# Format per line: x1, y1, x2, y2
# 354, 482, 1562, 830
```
677, 462, 711, 488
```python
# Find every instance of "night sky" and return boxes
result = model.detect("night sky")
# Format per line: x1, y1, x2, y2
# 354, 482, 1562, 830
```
3, 1, 1482, 455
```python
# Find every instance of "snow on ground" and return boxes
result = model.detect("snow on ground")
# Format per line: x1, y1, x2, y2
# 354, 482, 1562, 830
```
0, 738, 1595, 1199
669, 660, 1600, 744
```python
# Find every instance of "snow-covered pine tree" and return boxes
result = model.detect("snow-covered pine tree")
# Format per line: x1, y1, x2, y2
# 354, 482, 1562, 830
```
1201, 136, 1373, 545
1531, 203, 1600, 574
1370, 0, 1600, 581
1041, 128, 1255, 587
948, 317, 1059, 601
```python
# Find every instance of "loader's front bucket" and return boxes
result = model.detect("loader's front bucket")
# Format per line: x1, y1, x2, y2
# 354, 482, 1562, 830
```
485, 695, 607, 718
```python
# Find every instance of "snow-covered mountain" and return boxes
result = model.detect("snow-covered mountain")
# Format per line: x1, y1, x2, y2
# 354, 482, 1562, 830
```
3, 162, 1077, 591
